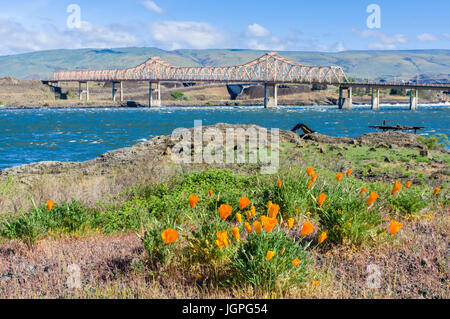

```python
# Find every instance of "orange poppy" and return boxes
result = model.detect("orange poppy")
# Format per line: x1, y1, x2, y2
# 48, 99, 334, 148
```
312, 281, 321, 286
266, 251, 275, 261
219, 204, 233, 220
231, 227, 240, 241
216, 231, 229, 248
306, 167, 314, 177
318, 232, 327, 244
346, 169, 353, 177
46, 200, 54, 211
311, 173, 318, 183
288, 218, 294, 229
268, 203, 280, 218
253, 221, 262, 234
244, 222, 252, 234
433, 187, 440, 196
301, 221, 314, 236
405, 181, 412, 188
189, 194, 199, 208
267, 201, 273, 209
208, 189, 213, 197
336, 172, 344, 181
360, 187, 367, 195
307, 180, 313, 189
239, 197, 251, 210
366, 192, 379, 206
317, 193, 327, 207
389, 220, 403, 235
262, 217, 278, 233
391, 181, 403, 195
277, 180, 283, 188
292, 259, 301, 267
161, 228, 178, 244
250, 206, 256, 217
236, 213, 242, 223
215, 240, 223, 249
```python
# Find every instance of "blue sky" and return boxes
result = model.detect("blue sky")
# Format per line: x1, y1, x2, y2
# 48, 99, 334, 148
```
0, 0, 449, 55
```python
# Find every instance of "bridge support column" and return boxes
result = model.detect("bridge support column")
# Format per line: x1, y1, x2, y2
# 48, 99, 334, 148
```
410, 89, 418, 110
120, 81, 123, 102
148, 81, 161, 108
338, 86, 352, 110
371, 88, 379, 110
264, 83, 278, 108
86, 82, 90, 101
78, 82, 82, 101
112, 82, 117, 102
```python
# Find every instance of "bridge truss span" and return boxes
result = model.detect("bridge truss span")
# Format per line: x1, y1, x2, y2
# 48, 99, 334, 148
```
52, 52, 348, 84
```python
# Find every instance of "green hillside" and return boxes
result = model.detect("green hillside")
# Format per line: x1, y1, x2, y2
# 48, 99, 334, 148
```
0, 47, 449, 81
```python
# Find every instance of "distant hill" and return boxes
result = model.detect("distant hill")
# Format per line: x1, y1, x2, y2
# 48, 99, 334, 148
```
0, 47, 449, 82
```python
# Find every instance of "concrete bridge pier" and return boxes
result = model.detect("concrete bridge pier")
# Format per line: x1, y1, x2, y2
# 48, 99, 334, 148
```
264, 83, 278, 108
371, 88, 380, 110
112, 81, 124, 102
338, 87, 352, 110
410, 89, 418, 110
149, 81, 161, 108
78, 82, 89, 101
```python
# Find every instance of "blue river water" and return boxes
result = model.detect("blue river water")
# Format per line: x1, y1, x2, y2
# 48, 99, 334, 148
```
0, 105, 449, 170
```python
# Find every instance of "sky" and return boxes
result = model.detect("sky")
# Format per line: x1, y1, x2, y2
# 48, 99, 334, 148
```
0, 0, 449, 56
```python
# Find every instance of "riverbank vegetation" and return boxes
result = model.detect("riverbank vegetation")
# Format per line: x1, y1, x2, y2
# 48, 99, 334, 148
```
0, 141, 448, 298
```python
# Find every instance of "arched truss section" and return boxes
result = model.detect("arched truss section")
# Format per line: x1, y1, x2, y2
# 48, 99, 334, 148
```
52, 52, 348, 84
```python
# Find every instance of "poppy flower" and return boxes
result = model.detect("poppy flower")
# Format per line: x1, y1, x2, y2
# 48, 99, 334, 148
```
360, 187, 367, 195
346, 169, 353, 177
267, 201, 273, 209
336, 172, 344, 181
366, 192, 379, 206
208, 189, 213, 197
433, 187, 440, 196
268, 203, 280, 218
262, 217, 278, 233
311, 173, 318, 183
189, 194, 199, 208
219, 204, 233, 220
46, 200, 54, 211
288, 218, 294, 229
307, 180, 313, 189
231, 227, 240, 241
239, 197, 251, 210
161, 228, 178, 244
253, 221, 262, 234
318, 232, 327, 244
405, 181, 412, 188
391, 181, 403, 195
317, 193, 327, 207
292, 259, 301, 267
244, 222, 252, 234
266, 251, 275, 261
389, 220, 403, 235
250, 206, 256, 217
277, 180, 283, 188
236, 213, 242, 223
306, 167, 314, 177
215, 240, 223, 249
216, 231, 229, 248
301, 221, 314, 236
312, 281, 321, 286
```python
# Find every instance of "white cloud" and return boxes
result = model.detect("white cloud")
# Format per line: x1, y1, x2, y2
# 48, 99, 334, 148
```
142, 1, 165, 14
247, 36, 285, 51
334, 42, 346, 52
0, 18, 139, 55
246, 24, 270, 37
417, 33, 438, 42
151, 21, 228, 50
352, 28, 408, 50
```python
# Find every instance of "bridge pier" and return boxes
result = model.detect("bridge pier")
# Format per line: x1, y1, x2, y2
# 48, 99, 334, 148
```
149, 81, 161, 108
410, 89, 418, 110
78, 82, 89, 101
371, 88, 380, 110
264, 83, 278, 108
338, 87, 352, 110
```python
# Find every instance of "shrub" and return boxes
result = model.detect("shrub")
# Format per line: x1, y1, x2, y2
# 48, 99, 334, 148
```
171, 92, 186, 101
140, 224, 179, 268
388, 190, 428, 216
231, 230, 311, 293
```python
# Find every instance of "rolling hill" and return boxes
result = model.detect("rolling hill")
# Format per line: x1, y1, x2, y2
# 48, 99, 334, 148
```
0, 47, 449, 82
